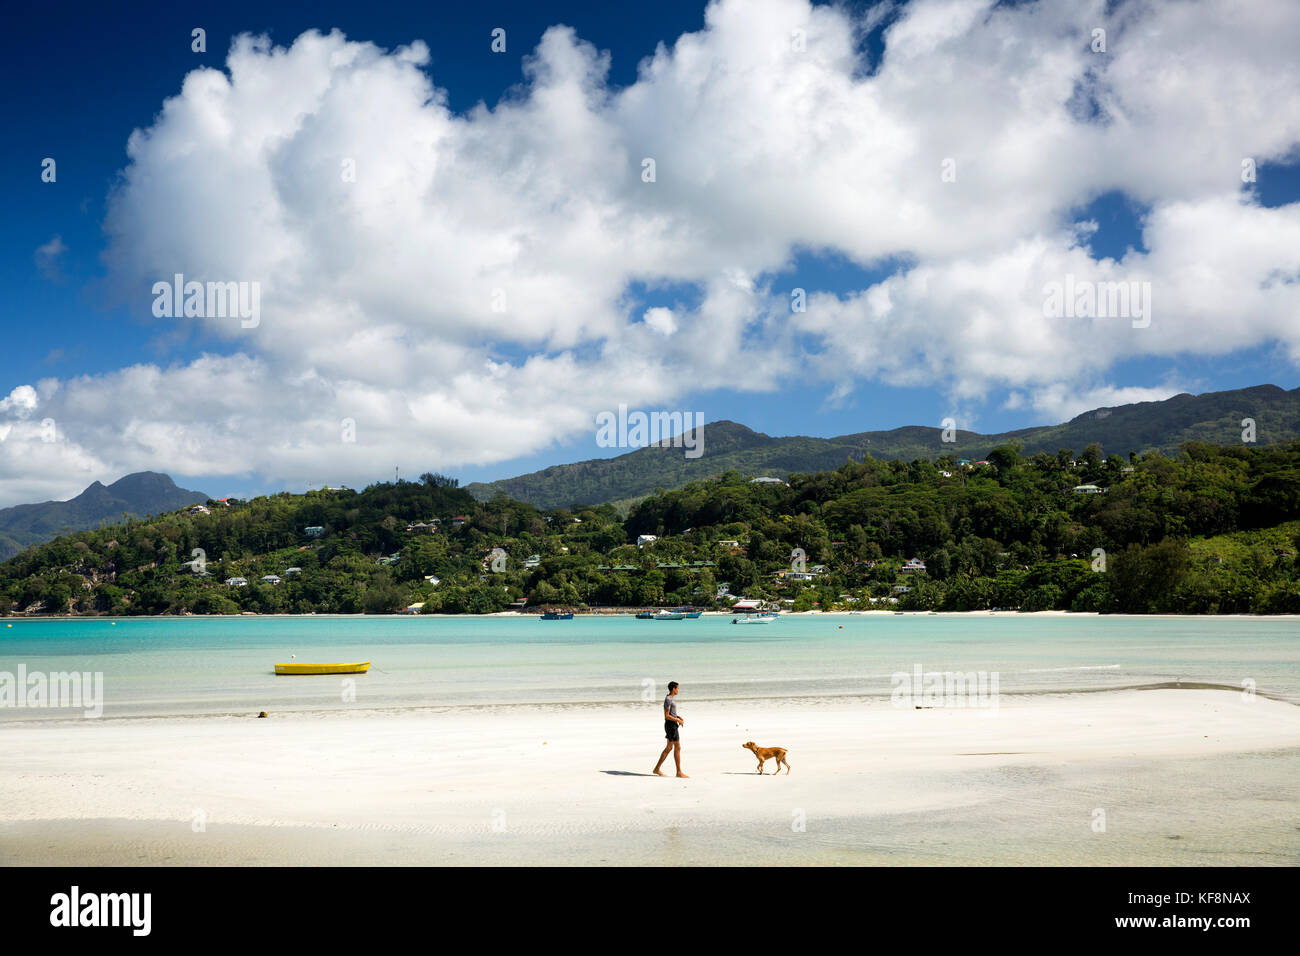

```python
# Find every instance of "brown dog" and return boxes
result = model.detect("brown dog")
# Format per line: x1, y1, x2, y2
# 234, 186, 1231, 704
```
743, 741, 791, 775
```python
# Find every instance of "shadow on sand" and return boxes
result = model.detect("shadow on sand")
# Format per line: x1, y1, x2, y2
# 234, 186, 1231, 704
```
600, 770, 659, 776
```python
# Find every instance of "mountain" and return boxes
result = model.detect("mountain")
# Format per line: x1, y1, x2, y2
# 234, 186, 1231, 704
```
0, 472, 211, 559
465, 384, 1300, 510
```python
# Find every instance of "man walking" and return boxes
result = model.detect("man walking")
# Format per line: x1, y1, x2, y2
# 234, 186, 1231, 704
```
653, 681, 688, 777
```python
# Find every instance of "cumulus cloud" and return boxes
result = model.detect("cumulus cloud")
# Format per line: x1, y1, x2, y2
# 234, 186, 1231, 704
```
3, 0, 1300, 505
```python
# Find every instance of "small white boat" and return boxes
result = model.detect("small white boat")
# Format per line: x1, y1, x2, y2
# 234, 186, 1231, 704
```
732, 613, 779, 625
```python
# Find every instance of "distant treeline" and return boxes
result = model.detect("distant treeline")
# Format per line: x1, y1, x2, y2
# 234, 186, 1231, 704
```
3, 442, 1300, 616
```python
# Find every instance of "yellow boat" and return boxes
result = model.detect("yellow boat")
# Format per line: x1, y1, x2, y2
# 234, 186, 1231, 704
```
274, 661, 371, 675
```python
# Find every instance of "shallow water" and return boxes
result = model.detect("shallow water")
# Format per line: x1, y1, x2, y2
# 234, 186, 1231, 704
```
1, 613, 1297, 720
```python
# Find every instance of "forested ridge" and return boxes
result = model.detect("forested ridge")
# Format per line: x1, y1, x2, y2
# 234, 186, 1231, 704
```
3, 440, 1300, 616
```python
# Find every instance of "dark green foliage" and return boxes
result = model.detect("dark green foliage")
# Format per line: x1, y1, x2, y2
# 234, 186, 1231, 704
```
2, 440, 1300, 616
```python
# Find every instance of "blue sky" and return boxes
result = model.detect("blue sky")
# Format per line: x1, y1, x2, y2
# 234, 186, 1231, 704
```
3, 0, 1300, 504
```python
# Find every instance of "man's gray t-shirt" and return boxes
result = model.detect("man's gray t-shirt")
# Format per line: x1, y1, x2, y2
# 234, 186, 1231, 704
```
664, 694, 678, 719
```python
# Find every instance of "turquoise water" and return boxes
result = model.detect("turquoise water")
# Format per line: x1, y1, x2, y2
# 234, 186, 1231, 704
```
1, 613, 1297, 719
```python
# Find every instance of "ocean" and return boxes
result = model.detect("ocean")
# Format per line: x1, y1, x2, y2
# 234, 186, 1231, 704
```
2, 612, 1297, 721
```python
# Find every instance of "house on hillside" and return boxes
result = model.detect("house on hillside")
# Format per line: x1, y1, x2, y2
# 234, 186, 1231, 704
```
637, 534, 657, 548
188, 505, 210, 516
451, 515, 469, 528
304, 526, 324, 538
1072, 484, 1105, 494
282, 567, 302, 577
901, 558, 927, 574
225, 576, 248, 587
260, 574, 281, 585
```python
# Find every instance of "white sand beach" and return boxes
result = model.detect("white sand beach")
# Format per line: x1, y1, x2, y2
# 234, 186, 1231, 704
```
2, 688, 1298, 865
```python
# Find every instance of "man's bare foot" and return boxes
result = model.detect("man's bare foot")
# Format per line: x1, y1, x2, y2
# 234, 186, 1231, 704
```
676, 772, 690, 778
653, 769, 665, 776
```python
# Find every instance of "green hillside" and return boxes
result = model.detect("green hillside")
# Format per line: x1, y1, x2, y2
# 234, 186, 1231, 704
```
465, 384, 1300, 510
4, 440, 1300, 617
0, 472, 211, 560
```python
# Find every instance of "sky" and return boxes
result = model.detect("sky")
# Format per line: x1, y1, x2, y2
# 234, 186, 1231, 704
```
3, 0, 1300, 507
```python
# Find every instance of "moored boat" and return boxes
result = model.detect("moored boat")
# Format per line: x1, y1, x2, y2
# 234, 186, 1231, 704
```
541, 610, 574, 620
274, 661, 370, 675
732, 613, 778, 625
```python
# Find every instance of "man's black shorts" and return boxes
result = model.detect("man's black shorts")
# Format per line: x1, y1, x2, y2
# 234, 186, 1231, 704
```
664, 720, 679, 741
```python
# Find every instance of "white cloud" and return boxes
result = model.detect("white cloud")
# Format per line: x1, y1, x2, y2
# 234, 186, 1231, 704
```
643, 307, 678, 336
3, 0, 1300, 505
33, 236, 67, 281
0, 386, 39, 416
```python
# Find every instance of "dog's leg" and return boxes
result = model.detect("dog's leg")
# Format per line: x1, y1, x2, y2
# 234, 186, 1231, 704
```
757, 760, 764, 775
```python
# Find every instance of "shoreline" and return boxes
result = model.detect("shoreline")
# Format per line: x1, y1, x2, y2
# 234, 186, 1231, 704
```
9, 610, 1300, 621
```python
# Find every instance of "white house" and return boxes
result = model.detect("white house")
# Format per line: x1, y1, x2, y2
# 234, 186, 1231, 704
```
225, 577, 248, 587
901, 558, 927, 573
1072, 484, 1105, 494
637, 535, 658, 548
260, 574, 281, 585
